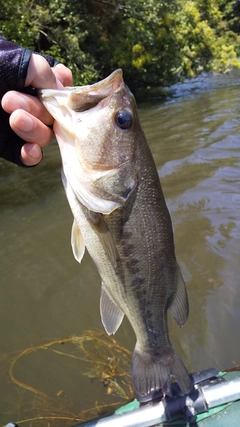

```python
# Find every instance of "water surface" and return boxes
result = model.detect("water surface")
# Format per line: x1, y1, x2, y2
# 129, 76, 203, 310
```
0, 71, 240, 425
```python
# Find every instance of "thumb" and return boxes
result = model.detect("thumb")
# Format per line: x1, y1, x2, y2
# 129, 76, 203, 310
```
25, 53, 58, 89
53, 63, 73, 87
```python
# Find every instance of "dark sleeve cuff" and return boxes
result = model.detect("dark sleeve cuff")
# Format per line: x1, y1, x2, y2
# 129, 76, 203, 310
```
0, 110, 27, 166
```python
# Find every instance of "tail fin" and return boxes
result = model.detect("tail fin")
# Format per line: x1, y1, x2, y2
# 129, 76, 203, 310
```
132, 347, 192, 402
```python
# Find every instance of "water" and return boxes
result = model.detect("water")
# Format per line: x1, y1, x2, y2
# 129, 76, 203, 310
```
1, 71, 240, 425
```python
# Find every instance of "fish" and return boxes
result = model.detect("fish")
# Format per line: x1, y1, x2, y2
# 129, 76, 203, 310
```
39, 69, 192, 401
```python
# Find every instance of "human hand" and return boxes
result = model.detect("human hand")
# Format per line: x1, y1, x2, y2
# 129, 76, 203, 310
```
1, 53, 73, 166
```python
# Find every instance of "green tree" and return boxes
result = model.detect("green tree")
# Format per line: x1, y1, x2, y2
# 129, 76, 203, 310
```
0, 0, 239, 88
218, 0, 240, 34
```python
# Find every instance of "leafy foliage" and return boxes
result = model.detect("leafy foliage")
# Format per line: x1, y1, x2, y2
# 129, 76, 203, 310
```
0, 0, 240, 88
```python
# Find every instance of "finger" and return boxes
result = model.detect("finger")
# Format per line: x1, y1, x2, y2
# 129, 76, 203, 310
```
53, 63, 73, 87
26, 55, 73, 89
25, 54, 57, 89
2, 91, 54, 125
9, 109, 54, 147
20, 143, 43, 166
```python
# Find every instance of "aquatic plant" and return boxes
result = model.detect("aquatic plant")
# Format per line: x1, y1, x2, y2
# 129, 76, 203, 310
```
1, 330, 134, 427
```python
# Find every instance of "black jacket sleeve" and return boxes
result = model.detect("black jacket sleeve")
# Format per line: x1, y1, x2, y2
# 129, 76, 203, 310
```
0, 36, 59, 166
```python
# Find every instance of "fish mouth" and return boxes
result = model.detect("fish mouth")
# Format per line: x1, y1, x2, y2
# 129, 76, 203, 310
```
68, 69, 125, 112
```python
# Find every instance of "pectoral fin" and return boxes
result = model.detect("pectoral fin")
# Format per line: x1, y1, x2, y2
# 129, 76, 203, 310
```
168, 266, 189, 327
87, 211, 117, 268
100, 282, 124, 335
71, 219, 85, 263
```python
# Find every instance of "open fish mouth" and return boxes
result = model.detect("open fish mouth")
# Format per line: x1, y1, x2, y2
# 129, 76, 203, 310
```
39, 69, 125, 114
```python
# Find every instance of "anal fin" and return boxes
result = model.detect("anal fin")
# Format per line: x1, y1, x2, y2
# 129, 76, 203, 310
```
100, 282, 124, 335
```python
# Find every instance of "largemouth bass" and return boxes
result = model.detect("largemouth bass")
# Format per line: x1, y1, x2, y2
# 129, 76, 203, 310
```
39, 70, 192, 401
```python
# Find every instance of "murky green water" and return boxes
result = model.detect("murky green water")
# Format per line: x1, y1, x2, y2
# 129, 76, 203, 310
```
1, 71, 240, 426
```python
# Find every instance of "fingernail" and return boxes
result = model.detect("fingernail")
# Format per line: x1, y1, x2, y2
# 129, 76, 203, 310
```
55, 78, 64, 89
23, 114, 35, 132
25, 144, 42, 160
18, 94, 30, 112
14, 112, 35, 132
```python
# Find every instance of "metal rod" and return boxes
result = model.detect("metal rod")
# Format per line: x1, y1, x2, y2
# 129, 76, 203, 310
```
202, 377, 240, 408
72, 376, 240, 427
6, 374, 240, 427
72, 401, 166, 427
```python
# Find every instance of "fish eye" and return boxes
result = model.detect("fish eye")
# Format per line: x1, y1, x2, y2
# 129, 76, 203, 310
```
115, 110, 133, 130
